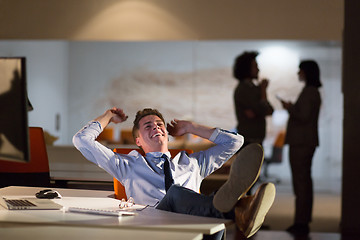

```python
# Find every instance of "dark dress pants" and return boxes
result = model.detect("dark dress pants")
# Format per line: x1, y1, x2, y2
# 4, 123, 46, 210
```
289, 145, 316, 225
156, 184, 228, 218
156, 184, 234, 240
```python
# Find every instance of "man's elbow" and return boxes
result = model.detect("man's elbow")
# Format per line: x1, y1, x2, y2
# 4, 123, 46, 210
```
234, 135, 244, 151
72, 133, 85, 149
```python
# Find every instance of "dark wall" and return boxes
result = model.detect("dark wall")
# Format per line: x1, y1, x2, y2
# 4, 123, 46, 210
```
342, 0, 360, 236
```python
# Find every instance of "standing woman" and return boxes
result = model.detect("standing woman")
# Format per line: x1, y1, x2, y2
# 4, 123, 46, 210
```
280, 60, 322, 235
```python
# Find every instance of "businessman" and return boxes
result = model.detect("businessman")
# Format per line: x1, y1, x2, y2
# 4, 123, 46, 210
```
73, 107, 275, 238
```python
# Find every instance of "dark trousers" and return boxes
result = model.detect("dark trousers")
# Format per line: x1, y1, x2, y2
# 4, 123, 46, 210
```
156, 184, 230, 219
289, 145, 316, 225
156, 184, 232, 240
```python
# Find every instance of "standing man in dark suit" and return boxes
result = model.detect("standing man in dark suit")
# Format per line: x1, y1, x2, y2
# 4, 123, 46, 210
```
233, 51, 274, 147
280, 60, 322, 236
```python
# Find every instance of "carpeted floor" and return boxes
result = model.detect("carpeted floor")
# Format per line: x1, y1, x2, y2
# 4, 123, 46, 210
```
263, 190, 341, 233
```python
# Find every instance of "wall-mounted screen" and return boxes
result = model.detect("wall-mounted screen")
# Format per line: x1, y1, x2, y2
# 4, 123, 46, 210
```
0, 57, 29, 163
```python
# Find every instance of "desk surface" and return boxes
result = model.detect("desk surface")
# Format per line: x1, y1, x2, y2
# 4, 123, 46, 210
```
0, 222, 202, 240
0, 186, 229, 237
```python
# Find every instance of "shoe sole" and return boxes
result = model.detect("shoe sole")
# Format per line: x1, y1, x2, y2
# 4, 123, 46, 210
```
243, 183, 276, 238
213, 143, 264, 213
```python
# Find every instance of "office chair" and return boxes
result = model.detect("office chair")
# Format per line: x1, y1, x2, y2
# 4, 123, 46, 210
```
0, 127, 51, 188
261, 131, 285, 184
112, 148, 193, 200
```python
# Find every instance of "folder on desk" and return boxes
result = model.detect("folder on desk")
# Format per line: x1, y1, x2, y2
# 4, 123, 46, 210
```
0, 197, 63, 210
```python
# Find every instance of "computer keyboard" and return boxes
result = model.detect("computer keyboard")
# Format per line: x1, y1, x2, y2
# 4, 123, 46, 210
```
5, 199, 36, 207
68, 207, 136, 217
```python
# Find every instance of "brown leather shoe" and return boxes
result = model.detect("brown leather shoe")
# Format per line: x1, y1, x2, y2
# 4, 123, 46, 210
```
213, 143, 264, 213
235, 183, 276, 238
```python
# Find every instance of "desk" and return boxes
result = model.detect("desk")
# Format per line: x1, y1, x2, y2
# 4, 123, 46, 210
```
0, 186, 230, 239
0, 222, 202, 240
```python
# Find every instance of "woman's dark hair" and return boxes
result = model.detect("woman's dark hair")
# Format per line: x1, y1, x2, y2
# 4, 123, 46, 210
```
233, 51, 258, 81
299, 60, 322, 88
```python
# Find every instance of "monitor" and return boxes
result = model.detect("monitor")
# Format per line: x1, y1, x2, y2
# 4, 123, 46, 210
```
0, 57, 30, 163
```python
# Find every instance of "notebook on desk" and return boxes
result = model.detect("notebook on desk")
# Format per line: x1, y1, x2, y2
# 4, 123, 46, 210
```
0, 197, 63, 210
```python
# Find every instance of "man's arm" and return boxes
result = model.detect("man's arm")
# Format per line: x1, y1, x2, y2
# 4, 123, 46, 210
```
235, 81, 273, 119
171, 120, 243, 178
167, 119, 244, 178
167, 119, 215, 140
72, 107, 133, 180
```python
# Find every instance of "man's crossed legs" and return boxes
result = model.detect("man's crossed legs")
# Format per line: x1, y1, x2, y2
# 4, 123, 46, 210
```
156, 143, 276, 238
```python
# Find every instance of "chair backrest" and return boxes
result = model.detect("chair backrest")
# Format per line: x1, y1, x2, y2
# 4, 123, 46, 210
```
112, 148, 193, 200
0, 127, 50, 187
270, 131, 285, 163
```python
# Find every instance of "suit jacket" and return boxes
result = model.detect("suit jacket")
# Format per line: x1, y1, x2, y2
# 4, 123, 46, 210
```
234, 79, 273, 143
285, 86, 321, 147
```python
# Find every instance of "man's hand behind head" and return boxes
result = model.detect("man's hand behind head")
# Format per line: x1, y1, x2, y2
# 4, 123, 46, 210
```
110, 107, 128, 124
167, 119, 190, 137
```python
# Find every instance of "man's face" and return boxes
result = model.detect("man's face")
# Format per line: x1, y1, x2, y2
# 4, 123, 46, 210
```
135, 115, 168, 153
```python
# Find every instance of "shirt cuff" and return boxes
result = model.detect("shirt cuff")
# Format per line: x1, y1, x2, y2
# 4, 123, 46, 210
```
89, 121, 102, 131
209, 128, 220, 142
81, 121, 102, 132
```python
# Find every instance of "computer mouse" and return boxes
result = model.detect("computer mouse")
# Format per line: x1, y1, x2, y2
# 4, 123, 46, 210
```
35, 189, 60, 199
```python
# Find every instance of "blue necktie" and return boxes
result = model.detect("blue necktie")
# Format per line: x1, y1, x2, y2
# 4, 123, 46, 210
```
162, 154, 174, 192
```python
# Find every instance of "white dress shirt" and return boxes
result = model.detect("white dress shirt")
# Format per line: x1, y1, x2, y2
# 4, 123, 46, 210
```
73, 121, 243, 206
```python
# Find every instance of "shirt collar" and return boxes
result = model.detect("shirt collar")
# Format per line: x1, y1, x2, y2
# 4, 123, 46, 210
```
145, 151, 171, 159
145, 152, 171, 171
